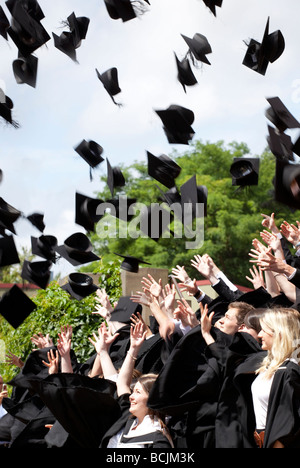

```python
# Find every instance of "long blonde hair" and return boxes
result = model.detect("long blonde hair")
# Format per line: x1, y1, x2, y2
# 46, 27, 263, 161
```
257, 308, 300, 379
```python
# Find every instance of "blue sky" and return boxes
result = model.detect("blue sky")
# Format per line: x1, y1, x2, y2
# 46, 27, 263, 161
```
0, 0, 300, 278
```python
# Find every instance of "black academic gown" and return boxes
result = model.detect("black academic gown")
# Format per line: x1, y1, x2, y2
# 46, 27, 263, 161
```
214, 334, 266, 448
147, 326, 232, 448
26, 373, 122, 448
263, 361, 300, 448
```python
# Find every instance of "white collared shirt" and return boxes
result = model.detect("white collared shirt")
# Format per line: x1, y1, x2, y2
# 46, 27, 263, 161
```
107, 415, 163, 448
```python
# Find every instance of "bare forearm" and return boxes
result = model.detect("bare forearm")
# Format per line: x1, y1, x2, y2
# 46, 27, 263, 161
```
60, 354, 73, 374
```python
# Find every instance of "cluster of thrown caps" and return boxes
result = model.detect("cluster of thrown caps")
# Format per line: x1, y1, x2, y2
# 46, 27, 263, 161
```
0, 0, 286, 127
0, 3, 289, 321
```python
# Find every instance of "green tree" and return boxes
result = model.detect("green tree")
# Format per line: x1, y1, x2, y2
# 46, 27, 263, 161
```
89, 140, 299, 287
0, 259, 122, 384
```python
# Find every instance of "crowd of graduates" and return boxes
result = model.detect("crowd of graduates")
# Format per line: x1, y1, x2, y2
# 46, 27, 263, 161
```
1, 212, 300, 449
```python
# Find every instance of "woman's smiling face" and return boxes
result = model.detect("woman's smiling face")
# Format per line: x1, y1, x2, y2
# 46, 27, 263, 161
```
129, 381, 149, 422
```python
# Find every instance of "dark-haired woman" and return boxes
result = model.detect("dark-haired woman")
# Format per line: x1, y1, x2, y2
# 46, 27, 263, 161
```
101, 322, 173, 449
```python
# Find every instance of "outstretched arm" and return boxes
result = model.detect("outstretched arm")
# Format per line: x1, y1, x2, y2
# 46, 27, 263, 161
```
117, 322, 146, 397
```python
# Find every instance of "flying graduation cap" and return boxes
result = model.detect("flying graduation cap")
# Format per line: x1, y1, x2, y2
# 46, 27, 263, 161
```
106, 159, 126, 197
6, 0, 51, 57
31, 234, 58, 263
230, 158, 260, 187
155, 104, 195, 145
114, 253, 151, 273
53, 12, 90, 62
103, 0, 150, 22
230, 160, 259, 188
243, 17, 285, 76
74, 139, 104, 180
12, 52, 38, 88
27, 212, 45, 232
103, 0, 137, 22
96, 67, 122, 106
21, 260, 52, 289
181, 33, 212, 66
265, 97, 300, 134
0, 235, 20, 267
0, 284, 37, 329
0, 196, 22, 233
55, 232, 100, 266
75, 192, 104, 233
147, 151, 182, 189
202, 0, 223, 16
174, 53, 198, 93
0, 88, 19, 128
61, 273, 98, 301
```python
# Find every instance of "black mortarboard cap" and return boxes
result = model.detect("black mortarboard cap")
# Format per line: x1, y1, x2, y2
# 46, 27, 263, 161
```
0, 196, 22, 232
55, 232, 100, 266
243, 18, 285, 76
6, 0, 50, 57
52, 31, 77, 62
243, 38, 269, 76
53, 12, 89, 62
174, 53, 198, 93
147, 151, 181, 189
0, 89, 19, 128
261, 18, 285, 64
61, 273, 98, 301
103, 0, 136, 22
96, 67, 122, 106
180, 175, 208, 222
31, 234, 58, 262
274, 159, 300, 210
74, 139, 104, 169
181, 33, 212, 65
0, 284, 37, 328
27, 212, 45, 232
202, 0, 223, 16
75, 192, 104, 233
114, 254, 151, 273
230, 158, 260, 187
13, 53, 38, 88
267, 125, 294, 161
107, 159, 126, 197
21, 260, 52, 289
155, 104, 195, 145
110, 296, 142, 324
0, 6, 10, 40
0, 235, 20, 267
67, 12, 90, 47
265, 97, 300, 133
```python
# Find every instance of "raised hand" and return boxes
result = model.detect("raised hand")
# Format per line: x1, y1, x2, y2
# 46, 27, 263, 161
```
280, 221, 300, 246
42, 349, 59, 375
261, 213, 279, 234
246, 265, 266, 289
171, 265, 191, 283
141, 274, 163, 299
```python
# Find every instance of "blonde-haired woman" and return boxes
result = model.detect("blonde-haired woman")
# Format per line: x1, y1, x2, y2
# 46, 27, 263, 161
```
251, 308, 300, 448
